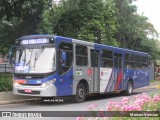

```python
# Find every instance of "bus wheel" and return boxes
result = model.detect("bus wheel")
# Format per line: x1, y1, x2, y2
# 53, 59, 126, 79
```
125, 81, 133, 95
73, 83, 86, 103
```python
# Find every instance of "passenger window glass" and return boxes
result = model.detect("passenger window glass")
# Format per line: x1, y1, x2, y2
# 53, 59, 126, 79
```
76, 45, 88, 66
125, 53, 148, 69
58, 42, 73, 75
101, 49, 113, 67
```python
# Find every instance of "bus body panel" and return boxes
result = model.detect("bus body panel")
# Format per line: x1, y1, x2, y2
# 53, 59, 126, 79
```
13, 73, 59, 96
93, 44, 124, 93
58, 67, 73, 96
54, 36, 74, 96
94, 43, 149, 92
13, 83, 57, 97
72, 39, 95, 94
123, 68, 149, 90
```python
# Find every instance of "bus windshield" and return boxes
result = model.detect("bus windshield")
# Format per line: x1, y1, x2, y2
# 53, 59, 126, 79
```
15, 46, 56, 74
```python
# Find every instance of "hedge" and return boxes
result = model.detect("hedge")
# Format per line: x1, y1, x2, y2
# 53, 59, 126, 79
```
0, 73, 13, 92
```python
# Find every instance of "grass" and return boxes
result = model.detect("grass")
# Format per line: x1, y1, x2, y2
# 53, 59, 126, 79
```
150, 80, 157, 82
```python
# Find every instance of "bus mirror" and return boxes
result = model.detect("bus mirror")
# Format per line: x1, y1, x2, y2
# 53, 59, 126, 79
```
61, 51, 66, 66
8, 46, 15, 67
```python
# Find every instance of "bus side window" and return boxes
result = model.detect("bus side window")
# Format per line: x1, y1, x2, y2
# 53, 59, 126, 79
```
141, 56, 148, 69
76, 45, 88, 66
125, 53, 130, 68
101, 49, 113, 67
58, 42, 73, 75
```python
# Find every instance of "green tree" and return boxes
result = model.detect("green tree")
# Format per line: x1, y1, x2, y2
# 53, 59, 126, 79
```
113, 0, 159, 62
38, 0, 80, 35
0, 17, 20, 54
102, 0, 118, 46
114, 0, 138, 48
38, 0, 159, 62
0, 0, 49, 53
38, 0, 118, 45
76, 0, 105, 42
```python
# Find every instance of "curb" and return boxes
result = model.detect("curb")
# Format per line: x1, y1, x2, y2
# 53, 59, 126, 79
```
135, 85, 158, 90
0, 98, 40, 105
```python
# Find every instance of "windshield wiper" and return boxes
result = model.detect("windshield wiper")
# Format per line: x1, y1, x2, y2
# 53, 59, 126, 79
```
26, 49, 33, 68
33, 47, 44, 68
22, 49, 26, 67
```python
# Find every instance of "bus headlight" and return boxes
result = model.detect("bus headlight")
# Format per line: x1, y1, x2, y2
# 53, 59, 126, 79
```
13, 79, 25, 87
14, 82, 20, 87
41, 79, 56, 88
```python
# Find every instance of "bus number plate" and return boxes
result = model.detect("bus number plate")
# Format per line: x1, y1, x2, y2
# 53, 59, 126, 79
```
24, 89, 32, 93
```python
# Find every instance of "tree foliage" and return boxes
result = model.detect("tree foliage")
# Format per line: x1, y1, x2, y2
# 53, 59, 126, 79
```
38, 0, 118, 45
0, 0, 160, 62
0, 0, 49, 54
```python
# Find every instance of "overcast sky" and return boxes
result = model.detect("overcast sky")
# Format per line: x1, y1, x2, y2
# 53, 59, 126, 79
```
134, 0, 160, 39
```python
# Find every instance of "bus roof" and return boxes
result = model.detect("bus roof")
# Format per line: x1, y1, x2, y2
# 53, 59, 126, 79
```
95, 43, 149, 56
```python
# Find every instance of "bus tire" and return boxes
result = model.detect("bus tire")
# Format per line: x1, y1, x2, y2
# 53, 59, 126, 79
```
73, 83, 86, 103
124, 81, 133, 96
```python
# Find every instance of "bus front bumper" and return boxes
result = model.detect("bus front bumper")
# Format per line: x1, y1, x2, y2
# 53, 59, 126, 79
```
13, 84, 57, 97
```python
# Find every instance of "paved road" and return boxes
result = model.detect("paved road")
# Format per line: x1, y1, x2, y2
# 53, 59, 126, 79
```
0, 88, 159, 120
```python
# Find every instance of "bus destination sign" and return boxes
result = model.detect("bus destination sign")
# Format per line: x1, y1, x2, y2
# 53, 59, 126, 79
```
21, 38, 49, 45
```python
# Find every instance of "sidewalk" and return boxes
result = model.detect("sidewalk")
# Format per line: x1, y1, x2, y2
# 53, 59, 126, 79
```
136, 81, 160, 90
0, 81, 159, 105
0, 91, 38, 105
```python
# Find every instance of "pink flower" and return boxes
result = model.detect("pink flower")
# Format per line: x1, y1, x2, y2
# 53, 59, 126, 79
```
106, 105, 112, 111
107, 101, 113, 105
135, 105, 141, 110
122, 100, 128, 105
122, 105, 127, 111
152, 94, 160, 102
87, 104, 98, 110
115, 104, 120, 110
121, 97, 129, 105
130, 105, 141, 111
134, 99, 145, 107
122, 97, 129, 101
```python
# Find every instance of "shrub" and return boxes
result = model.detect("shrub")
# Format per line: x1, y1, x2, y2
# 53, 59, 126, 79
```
0, 73, 13, 92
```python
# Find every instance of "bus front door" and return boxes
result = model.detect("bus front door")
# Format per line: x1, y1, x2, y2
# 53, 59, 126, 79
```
90, 49, 99, 92
113, 53, 123, 91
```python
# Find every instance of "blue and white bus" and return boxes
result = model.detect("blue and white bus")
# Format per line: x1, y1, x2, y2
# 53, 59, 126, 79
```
8, 35, 150, 102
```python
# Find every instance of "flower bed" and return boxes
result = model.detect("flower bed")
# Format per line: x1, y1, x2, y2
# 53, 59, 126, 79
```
77, 93, 160, 120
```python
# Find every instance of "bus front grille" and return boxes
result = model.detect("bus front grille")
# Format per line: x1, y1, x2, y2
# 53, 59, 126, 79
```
18, 90, 40, 94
